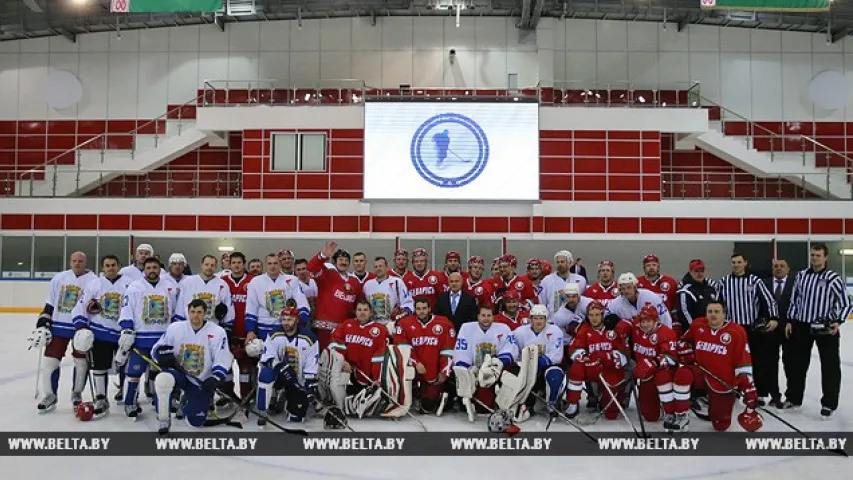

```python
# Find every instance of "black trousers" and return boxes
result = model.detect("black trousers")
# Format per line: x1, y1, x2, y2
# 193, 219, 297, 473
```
747, 327, 784, 398
91, 339, 117, 371
782, 322, 841, 410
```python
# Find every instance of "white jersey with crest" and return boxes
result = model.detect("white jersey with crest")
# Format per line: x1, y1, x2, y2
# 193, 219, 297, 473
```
72, 275, 133, 343
119, 277, 180, 349
119, 265, 168, 283
151, 320, 233, 383
175, 275, 234, 324
45, 269, 98, 339
362, 276, 413, 323
453, 322, 514, 369
539, 272, 589, 317
606, 288, 672, 327
299, 279, 318, 299
245, 273, 310, 339
549, 296, 594, 345
501, 324, 565, 366
259, 328, 319, 384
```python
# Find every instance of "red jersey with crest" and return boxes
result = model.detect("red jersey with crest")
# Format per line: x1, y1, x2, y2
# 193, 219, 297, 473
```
308, 253, 363, 331
487, 275, 539, 307
631, 323, 678, 365
584, 282, 619, 306
329, 319, 388, 385
221, 272, 254, 338
494, 310, 530, 331
462, 277, 494, 308
402, 270, 448, 308
393, 314, 455, 381
637, 274, 678, 311
682, 318, 752, 393
568, 320, 632, 364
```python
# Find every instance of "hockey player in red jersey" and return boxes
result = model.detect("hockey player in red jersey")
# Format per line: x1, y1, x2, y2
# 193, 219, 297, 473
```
220, 252, 255, 400
402, 249, 448, 309
584, 260, 620, 306
308, 241, 363, 351
637, 255, 678, 314
394, 298, 456, 413
524, 258, 545, 299
351, 252, 375, 285
488, 255, 539, 310
565, 301, 632, 419
390, 249, 409, 278
462, 256, 494, 308
490, 257, 501, 279
444, 251, 462, 276
540, 260, 552, 277
329, 300, 388, 387
631, 305, 693, 432
680, 300, 762, 432
494, 290, 530, 330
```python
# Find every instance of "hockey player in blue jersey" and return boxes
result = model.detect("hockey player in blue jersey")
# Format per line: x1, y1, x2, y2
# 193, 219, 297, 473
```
151, 299, 233, 435
255, 306, 319, 426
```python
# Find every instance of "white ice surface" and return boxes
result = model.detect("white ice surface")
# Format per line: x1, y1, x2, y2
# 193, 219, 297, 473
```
0, 313, 851, 479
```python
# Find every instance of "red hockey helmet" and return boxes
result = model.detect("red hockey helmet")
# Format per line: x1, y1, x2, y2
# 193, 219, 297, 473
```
539, 260, 552, 276
412, 248, 429, 259
503, 290, 522, 302
468, 256, 485, 266
491, 257, 502, 268
445, 251, 461, 261
280, 307, 299, 320
598, 260, 615, 271
642, 254, 660, 265
500, 254, 517, 268
588, 300, 606, 313
394, 249, 409, 258
737, 408, 763, 432
75, 402, 95, 422
636, 304, 659, 323
526, 258, 541, 270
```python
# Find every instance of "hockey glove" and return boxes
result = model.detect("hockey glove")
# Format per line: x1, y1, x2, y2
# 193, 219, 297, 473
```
273, 361, 301, 391
738, 376, 759, 409
608, 351, 626, 370
477, 355, 503, 388
604, 313, 621, 330
86, 299, 103, 315
632, 357, 658, 381
27, 327, 52, 350
214, 303, 228, 322
201, 374, 225, 393
36, 313, 52, 329
155, 344, 177, 370
566, 319, 581, 337
677, 340, 695, 365
583, 358, 603, 378
117, 329, 135, 352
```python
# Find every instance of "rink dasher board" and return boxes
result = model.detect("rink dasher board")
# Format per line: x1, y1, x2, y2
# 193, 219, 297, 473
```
0, 432, 850, 456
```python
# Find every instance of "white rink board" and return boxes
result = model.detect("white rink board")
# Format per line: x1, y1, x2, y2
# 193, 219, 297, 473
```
0, 313, 851, 479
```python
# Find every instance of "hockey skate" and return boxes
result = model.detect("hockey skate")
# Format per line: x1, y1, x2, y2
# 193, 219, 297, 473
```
664, 412, 689, 433
94, 395, 110, 414
124, 403, 142, 420
257, 417, 267, 428
565, 402, 579, 419
158, 418, 170, 436
113, 390, 123, 402
70, 392, 82, 407
37, 394, 57, 413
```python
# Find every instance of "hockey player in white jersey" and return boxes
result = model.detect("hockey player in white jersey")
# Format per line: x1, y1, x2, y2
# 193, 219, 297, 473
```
29, 251, 98, 413
167, 253, 189, 288
539, 250, 588, 316
70, 254, 133, 413
549, 283, 594, 348
607, 273, 672, 327
496, 305, 566, 420
294, 258, 318, 321
255, 307, 319, 426
151, 299, 233, 434
119, 244, 166, 282
245, 254, 310, 341
362, 256, 413, 327
453, 305, 514, 420
174, 255, 233, 325
118, 257, 180, 418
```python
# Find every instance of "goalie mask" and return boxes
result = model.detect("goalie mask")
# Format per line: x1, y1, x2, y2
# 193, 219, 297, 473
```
487, 409, 514, 433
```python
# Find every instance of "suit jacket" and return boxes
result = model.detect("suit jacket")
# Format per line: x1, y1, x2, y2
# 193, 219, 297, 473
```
764, 275, 795, 323
433, 290, 479, 331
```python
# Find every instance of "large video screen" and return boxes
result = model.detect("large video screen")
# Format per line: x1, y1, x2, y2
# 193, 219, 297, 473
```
363, 102, 539, 200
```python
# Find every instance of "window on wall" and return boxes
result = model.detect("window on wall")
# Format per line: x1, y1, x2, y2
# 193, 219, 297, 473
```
1, 236, 32, 278
271, 133, 327, 172
34, 237, 64, 279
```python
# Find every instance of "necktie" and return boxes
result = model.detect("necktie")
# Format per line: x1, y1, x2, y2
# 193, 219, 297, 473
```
774, 280, 783, 301
451, 294, 459, 315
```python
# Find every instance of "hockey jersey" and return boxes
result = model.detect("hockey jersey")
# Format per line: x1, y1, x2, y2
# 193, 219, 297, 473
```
637, 274, 679, 312
682, 318, 752, 393
119, 277, 180, 348
631, 323, 678, 367
151, 320, 233, 383
453, 321, 514, 369
72, 274, 133, 342
245, 273, 310, 339
494, 310, 530, 331
550, 296, 595, 345
308, 253, 363, 332
462, 277, 495, 309
362, 276, 413, 323
500, 323, 564, 367
352, 271, 376, 285
259, 328, 319, 384
402, 270, 449, 308
486, 275, 539, 309
394, 315, 455, 381
607, 288, 673, 327
221, 272, 253, 339
539, 272, 588, 316
329, 319, 388, 385
118, 264, 167, 283
584, 282, 619, 306
45, 269, 98, 339
174, 275, 233, 324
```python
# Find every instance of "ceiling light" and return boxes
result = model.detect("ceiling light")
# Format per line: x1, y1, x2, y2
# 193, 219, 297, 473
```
17, 262, 23, 266
218, 246, 235, 252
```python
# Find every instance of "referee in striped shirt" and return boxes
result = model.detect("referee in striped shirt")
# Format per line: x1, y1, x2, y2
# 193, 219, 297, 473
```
717, 253, 779, 406
785, 243, 852, 419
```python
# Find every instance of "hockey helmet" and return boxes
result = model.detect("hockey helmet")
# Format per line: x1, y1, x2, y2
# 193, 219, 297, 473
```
618, 272, 638, 286
280, 307, 299, 320
526, 258, 542, 270
587, 300, 606, 313
487, 409, 514, 433
169, 253, 187, 265
562, 283, 581, 297
445, 251, 461, 261
737, 408, 763, 432
554, 250, 573, 263
530, 304, 548, 318
74, 402, 96, 422
503, 290, 522, 302
643, 254, 660, 265
245, 338, 264, 358
468, 256, 485, 266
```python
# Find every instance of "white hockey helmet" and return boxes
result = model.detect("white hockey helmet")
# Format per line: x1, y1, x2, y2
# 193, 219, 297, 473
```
618, 272, 638, 286
136, 243, 154, 255
530, 304, 548, 318
245, 338, 264, 358
554, 250, 573, 263
562, 283, 581, 296
169, 253, 187, 265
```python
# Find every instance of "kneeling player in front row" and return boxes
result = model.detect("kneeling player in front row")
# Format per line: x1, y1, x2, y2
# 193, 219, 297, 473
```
255, 307, 318, 426
150, 299, 234, 434
680, 300, 762, 432
565, 301, 632, 420
630, 305, 692, 432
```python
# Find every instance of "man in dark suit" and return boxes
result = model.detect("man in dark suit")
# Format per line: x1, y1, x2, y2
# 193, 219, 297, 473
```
434, 272, 478, 331
762, 258, 795, 408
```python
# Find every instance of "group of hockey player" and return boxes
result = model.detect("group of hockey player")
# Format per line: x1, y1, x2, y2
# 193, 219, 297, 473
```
28, 241, 839, 435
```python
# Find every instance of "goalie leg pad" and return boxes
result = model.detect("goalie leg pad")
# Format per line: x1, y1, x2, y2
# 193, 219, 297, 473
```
154, 371, 177, 422
344, 385, 382, 418
496, 345, 539, 412
453, 366, 477, 398
257, 365, 276, 412
318, 349, 350, 409
40, 356, 60, 397
71, 356, 89, 395
379, 345, 415, 418
544, 366, 566, 406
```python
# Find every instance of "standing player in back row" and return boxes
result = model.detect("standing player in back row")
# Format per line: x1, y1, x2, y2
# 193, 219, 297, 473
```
637, 255, 678, 313
220, 251, 255, 401
245, 254, 309, 343
403, 248, 449, 309
175, 255, 233, 325
540, 251, 587, 316
309, 241, 363, 351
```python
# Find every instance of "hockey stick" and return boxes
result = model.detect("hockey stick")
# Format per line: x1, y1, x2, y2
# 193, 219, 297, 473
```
34, 347, 43, 400
630, 383, 649, 438
207, 385, 256, 428
693, 362, 848, 458
354, 365, 429, 432
530, 391, 597, 444
598, 373, 641, 438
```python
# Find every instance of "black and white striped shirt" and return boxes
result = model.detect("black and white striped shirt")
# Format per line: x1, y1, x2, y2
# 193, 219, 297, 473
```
717, 273, 778, 326
788, 267, 852, 324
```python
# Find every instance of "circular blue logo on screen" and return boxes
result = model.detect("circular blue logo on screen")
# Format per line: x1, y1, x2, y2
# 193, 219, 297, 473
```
410, 113, 489, 188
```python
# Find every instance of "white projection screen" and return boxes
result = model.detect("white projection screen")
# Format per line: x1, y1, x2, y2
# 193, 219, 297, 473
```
363, 102, 539, 201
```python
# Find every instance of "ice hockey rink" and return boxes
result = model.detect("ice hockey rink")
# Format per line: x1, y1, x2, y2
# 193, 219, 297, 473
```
1, 313, 850, 479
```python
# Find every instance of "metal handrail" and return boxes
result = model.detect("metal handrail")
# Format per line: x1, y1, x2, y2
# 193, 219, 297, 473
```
698, 95, 778, 138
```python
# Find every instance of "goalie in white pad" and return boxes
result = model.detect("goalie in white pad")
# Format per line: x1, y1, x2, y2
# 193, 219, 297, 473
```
452, 306, 514, 421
